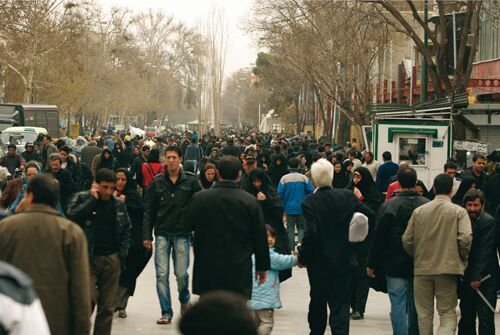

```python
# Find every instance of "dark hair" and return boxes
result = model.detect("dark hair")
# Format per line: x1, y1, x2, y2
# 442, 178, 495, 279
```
179, 291, 257, 335
265, 224, 276, 238
216, 156, 241, 180
472, 153, 486, 162
42, 134, 51, 141
382, 151, 392, 161
95, 168, 116, 183
165, 145, 182, 158
444, 162, 458, 171
433, 173, 453, 195
59, 146, 72, 154
148, 148, 160, 163
348, 150, 357, 158
25, 161, 41, 172
0, 178, 23, 209
26, 174, 59, 207
397, 167, 417, 189
463, 189, 485, 205
7, 144, 16, 150
288, 157, 300, 169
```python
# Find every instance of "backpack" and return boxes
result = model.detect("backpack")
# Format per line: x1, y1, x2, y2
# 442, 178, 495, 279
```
142, 163, 165, 187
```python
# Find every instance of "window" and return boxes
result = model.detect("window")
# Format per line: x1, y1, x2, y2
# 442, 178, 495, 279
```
399, 137, 426, 165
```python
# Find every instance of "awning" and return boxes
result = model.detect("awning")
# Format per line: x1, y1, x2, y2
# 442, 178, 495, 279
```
388, 127, 438, 142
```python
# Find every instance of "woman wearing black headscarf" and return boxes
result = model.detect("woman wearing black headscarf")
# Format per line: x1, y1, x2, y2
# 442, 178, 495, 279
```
452, 176, 478, 206
245, 168, 292, 282
333, 161, 350, 189
92, 147, 115, 175
269, 153, 288, 188
114, 168, 152, 318
349, 166, 384, 320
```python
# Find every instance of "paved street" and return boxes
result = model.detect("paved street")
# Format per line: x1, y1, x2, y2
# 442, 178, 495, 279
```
110, 250, 500, 335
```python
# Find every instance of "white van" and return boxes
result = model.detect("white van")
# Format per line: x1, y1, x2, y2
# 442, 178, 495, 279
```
1, 126, 48, 153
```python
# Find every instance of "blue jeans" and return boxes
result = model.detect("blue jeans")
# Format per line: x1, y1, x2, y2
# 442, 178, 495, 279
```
386, 276, 419, 335
154, 235, 191, 318
286, 214, 305, 250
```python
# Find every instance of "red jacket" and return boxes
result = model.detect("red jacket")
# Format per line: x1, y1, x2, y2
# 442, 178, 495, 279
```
142, 163, 165, 187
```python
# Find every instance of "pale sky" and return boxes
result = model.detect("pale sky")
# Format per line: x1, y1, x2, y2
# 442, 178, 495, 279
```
96, 0, 258, 77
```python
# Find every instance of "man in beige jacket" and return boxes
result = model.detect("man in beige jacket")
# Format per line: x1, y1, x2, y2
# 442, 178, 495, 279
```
403, 174, 472, 335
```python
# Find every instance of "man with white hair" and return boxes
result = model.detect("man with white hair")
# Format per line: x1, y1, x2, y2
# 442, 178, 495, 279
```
298, 159, 375, 335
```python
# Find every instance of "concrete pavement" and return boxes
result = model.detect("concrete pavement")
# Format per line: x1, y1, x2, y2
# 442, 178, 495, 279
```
110, 251, 500, 335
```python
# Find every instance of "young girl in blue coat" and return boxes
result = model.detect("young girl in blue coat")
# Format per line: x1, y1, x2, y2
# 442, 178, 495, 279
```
249, 225, 298, 335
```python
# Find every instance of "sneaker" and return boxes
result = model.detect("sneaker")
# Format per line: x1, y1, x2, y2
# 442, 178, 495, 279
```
118, 309, 127, 318
181, 302, 192, 316
350, 311, 364, 320
156, 316, 171, 325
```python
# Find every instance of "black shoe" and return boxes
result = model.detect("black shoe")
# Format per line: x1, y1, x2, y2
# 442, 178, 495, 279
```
350, 311, 364, 320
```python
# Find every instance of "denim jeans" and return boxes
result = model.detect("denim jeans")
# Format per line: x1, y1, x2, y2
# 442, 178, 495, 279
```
154, 235, 191, 318
386, 276, 419, 335
286, 214, 305, 250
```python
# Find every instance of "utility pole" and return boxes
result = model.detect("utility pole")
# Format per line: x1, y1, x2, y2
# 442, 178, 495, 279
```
421, 0, 429, 102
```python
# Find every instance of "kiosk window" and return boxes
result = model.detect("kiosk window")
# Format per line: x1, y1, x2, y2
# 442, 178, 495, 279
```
399, 138, 426, 165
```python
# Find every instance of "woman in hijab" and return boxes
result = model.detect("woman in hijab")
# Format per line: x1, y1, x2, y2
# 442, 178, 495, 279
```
200, 163, 217, 189
245, 168, 292, 282
92, 147, 115, 175
352, 166, 385, 214
332, 161, 350, 189
415, 180, 431, 199
269, 153, 288, 188
452, 176, 478, 206
349, 166, 384, 320
114, 168, 152, 318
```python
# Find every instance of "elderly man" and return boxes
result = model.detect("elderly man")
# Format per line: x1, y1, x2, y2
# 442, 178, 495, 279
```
298, 158, 375, 335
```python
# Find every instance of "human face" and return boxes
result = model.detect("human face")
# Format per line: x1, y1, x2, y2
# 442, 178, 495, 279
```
301, 156, 307, 165
205, 168, 216, 183
465, 197, 483, 221
252, 179, 262, 190
26, 146, 33, 152
34, 144, 40, 152
473, 158, 486, 174
415, 185, 424, 196
26, 167, 38, 181
115, 172, 127, 192
134, 147, 140, 155
98, 181, 115, 201
364, 153, 373, 164
50, 159, 61, 173
7, 148, 15, 156
42, 136, 49, 145
267, 231, 276, 247
143, 149, 150, 159
60, 151, 68, 162
165, 150, 181, 172
353, 171, 362, 185
445, 168, 457, 179
104, 152, 110, 160
334, 163, 342, 174
470, 183, 478, 191
211, 150, 218, 158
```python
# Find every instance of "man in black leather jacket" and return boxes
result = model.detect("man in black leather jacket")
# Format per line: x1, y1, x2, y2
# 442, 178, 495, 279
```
367, 167, 429, 335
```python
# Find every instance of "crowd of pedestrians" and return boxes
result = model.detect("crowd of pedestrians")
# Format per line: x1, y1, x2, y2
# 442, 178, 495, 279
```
0, 129, 499, 335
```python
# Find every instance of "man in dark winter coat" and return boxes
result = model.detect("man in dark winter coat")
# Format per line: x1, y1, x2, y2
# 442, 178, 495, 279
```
143, 146, 201, 325
81, 141, 102, 168
367, 167, 429, 335
458, 190, 499, 335
186, 156, 270, 300
298, 158, 375, 335
48, 153, 74, 214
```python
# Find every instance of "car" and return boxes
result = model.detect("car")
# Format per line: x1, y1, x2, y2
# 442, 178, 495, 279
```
1, 126, 48, 154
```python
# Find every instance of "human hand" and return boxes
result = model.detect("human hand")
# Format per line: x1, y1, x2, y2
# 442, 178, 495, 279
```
256, 271, 267, 285
366, 267, 376, 278
353, 187, 362, 200
90, 183, 100, 199
143, 240, 152, 250
470, 280, 481, 290
256, 192, 267, 201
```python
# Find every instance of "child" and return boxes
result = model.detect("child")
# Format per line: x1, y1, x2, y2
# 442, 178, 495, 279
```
249, 224, 298, 335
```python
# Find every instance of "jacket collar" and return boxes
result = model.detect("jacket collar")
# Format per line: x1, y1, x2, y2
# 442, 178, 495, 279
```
213, 180, 240, 188
435, 194, 451, 202
24, 204, 60, 216
398, 190, 420, 197
164, 168, 187, 182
